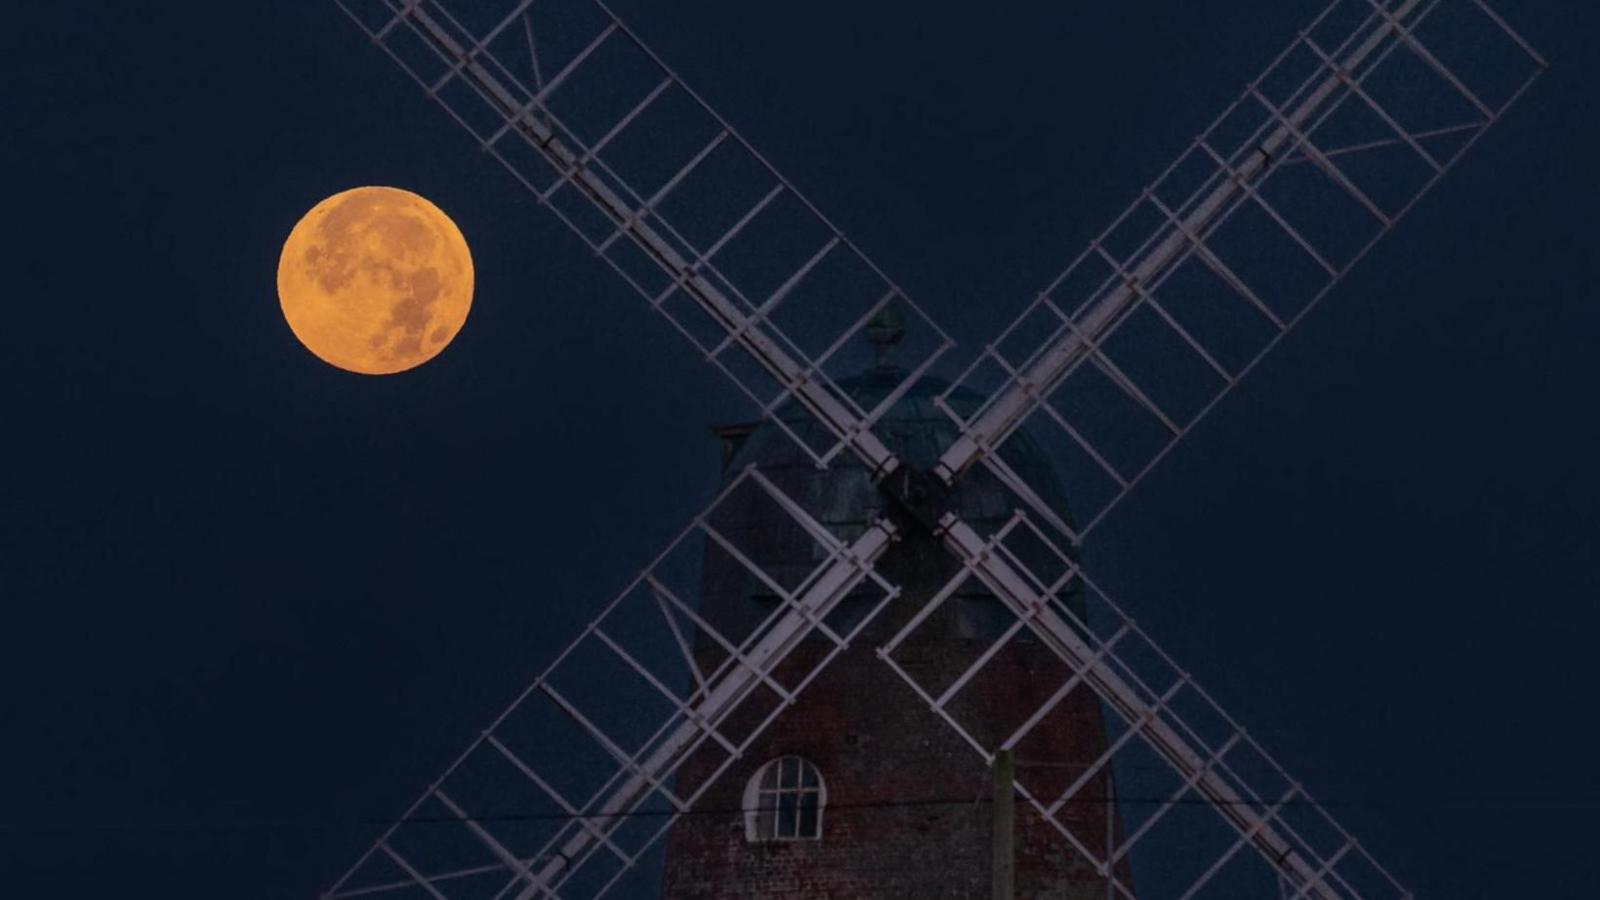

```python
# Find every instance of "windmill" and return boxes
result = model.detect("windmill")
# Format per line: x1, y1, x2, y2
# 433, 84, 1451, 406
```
321, 1, 1545, 897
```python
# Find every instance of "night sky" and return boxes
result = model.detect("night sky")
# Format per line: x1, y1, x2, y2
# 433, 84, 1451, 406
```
6, 1, 1598, 897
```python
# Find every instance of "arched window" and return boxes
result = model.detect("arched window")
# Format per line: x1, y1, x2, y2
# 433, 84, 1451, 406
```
743, 756, 825, 841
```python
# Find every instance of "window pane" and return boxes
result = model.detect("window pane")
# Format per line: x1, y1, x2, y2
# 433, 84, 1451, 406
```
778, 792, 798, 837
799, 794, 819, 837
760, 762, 779, 791
800, 762, 818, 788
782, 757, 798, 788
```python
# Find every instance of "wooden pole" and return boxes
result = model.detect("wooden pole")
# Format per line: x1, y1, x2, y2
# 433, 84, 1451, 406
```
992, 749, 1015, 900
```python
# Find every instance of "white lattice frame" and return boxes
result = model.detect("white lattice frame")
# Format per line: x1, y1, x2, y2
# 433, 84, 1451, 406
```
323, 1, 1544, 898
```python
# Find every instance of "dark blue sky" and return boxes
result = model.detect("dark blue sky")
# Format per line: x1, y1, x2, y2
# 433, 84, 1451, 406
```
5, 1, 1596, 897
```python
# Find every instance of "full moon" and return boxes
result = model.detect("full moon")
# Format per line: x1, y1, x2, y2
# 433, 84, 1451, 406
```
277, 186, 473, 375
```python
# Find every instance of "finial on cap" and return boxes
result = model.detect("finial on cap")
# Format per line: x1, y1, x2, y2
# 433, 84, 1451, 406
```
865, 302, 906, 369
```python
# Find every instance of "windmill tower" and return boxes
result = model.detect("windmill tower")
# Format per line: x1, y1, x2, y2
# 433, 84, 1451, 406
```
660, 322, 1125, 897
322, 1, 1545, 898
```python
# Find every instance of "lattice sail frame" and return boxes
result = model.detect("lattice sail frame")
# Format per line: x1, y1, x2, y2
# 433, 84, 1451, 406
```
935, 0, 1545, 545
333, 0, 951, 471
328, 469, 900, 898
323, 0, 1544, 897
883, 514, 1411, 899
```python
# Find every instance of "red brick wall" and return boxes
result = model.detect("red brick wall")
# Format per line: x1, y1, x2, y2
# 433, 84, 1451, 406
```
660, 611, 1123, 899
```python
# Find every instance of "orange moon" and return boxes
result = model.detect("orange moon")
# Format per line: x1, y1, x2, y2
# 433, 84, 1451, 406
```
277, 186, 473, 375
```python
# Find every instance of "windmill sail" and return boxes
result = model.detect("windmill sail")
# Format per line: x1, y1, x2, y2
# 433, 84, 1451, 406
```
877, 510, 1413, 898
325, 468, 901, 898
332, 0, 951, 469
934, 0, 1544, 544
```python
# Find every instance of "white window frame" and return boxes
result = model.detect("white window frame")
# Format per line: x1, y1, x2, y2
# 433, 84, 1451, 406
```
742, 755, 825, 842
